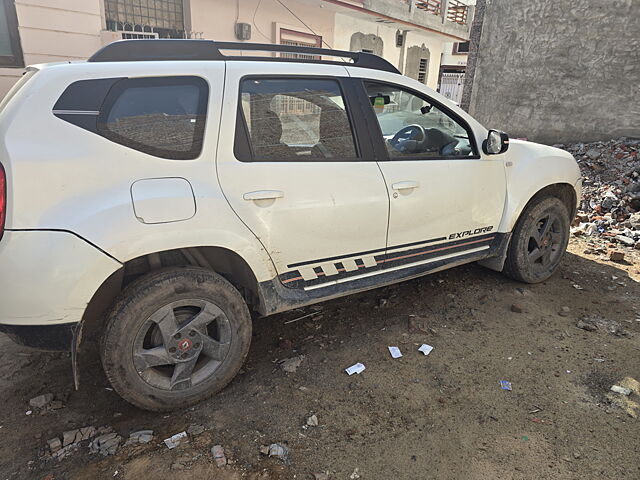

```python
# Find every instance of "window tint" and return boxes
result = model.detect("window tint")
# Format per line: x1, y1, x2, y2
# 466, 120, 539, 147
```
237, 78, 357, 161
98, 76, 208, 160
365, 82, 476, 159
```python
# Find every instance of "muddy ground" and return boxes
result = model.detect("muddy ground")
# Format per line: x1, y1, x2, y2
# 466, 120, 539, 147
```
1, 236, 639, 480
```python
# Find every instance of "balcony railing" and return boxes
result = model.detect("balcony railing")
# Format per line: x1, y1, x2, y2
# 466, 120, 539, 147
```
410, 0, 470, 26
446, 0, 469, 25
415, 0, 441, 16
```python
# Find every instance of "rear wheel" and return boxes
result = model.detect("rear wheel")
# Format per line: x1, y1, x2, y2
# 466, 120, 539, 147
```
503, 197, 570, 283
101, 267, 251, 411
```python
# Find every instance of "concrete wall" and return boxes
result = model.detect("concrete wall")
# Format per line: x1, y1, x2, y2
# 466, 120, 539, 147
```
0, 0, 103, 96
464, 0, 640, 144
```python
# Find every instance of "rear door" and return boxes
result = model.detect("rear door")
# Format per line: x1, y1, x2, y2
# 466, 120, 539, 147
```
216, 62, 389, 290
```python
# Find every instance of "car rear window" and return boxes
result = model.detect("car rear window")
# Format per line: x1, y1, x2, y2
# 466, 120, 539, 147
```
54, 76, 209, 160
98, 76, 209, 160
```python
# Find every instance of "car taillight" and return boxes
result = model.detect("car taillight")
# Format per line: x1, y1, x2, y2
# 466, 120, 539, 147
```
0, 163, 5, 240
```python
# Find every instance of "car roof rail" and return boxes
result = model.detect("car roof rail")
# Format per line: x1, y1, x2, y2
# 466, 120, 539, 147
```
88, 39, 400, 74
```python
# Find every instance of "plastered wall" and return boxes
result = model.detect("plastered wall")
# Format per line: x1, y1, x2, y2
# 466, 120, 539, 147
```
465, 0, 639, 144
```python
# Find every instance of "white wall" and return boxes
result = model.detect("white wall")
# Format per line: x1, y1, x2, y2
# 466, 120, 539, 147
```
0, 0, 103, 97
189, 0, 335, 47
441, 42, 468, 67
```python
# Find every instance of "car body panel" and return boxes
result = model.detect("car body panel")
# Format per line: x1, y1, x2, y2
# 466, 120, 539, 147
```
498, 139, 582, 232
0, 60, 278, 285
0, 230, 121, 326
0, 56, 581, 343
216, 62, 390, 284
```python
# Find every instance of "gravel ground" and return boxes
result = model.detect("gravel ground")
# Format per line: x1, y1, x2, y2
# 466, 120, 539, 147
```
1, 236, 639, 480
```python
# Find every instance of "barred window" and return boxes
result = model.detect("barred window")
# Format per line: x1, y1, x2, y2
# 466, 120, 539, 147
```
105, 0, 185, 38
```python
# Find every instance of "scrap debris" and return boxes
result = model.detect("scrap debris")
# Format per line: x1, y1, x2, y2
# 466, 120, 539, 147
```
164, 431, 188, 449
388, 346, 402, 358
562, 138, 640, 251
345, 363, 365, 375
606, 377, 640, 418
499, 380, 513, 391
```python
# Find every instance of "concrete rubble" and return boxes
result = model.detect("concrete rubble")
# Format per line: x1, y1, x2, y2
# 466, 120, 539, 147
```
576, 315, 628, 337
186, 424, 205, 436
124, 430, 154, 446
47, 426, 98, 460
29, 393, 53, 409
280, 355, 304, 373
211, 444, 227, 467
89, 432, 122, 456
559, 138, 640, 252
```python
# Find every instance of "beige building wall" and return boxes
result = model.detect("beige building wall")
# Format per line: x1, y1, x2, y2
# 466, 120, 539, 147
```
0, 0, 103, 96
189, 0, 335, 49
441, 42, 467, 67
333, 12, 446, 91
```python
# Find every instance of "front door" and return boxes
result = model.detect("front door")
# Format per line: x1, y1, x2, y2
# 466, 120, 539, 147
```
217, 63, 389, 290
358, 78, 506, 271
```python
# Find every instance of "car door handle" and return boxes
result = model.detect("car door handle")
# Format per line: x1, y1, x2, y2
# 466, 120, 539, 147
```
243, 190, 284, 201
391, 181, 420, 191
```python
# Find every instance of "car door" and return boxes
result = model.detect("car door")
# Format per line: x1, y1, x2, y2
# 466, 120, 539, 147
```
216, 62, 389, 290
352, 73, 506, 271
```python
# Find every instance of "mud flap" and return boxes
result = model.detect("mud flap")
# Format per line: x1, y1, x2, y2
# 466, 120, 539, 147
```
72, 323, 81, 390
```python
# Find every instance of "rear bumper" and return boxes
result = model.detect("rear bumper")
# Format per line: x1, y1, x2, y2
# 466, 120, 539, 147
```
0, 230, 121, 348
0, 322, 76, 351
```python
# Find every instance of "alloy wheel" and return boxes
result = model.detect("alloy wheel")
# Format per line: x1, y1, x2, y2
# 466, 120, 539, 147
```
132, 299, 232, 391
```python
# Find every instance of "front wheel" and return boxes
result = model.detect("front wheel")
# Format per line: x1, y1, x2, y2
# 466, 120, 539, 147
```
101, 267, 252, 411
503, 197, 570, 283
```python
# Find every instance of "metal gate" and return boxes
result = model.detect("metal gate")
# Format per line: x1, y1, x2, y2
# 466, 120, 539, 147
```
439, 72, 465, 105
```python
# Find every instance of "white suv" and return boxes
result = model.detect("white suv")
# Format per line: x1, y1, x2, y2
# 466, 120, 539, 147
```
0, 40, 581, 411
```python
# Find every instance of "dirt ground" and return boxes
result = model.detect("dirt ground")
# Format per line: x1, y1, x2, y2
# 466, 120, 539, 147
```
1, 236, 639, 480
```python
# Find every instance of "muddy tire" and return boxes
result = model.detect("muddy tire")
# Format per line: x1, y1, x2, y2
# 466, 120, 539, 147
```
101, 267, 251, 411
503, 197, 570, 284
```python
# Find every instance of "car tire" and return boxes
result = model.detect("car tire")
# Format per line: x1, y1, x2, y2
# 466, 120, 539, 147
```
101, 266, 251, 411
502, 196, 570, 284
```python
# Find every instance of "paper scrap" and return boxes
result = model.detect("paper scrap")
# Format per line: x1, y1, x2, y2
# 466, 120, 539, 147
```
345, 363, 365, 375
499, 380, 512, 391
163, 431, 188, 449
418, 344, 434, 356
611, 385, 632, 396
388, 346, 402, 358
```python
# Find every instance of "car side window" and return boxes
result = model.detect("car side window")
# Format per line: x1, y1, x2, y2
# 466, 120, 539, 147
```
236, 78, 358, 161
364, 81, 476, 160
97, 76, 208, 160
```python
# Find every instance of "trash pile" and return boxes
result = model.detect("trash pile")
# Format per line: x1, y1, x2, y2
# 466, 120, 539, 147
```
559, 137, 640, 252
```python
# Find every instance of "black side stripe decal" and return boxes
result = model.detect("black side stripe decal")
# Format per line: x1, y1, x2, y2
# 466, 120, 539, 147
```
280, 233, 497, 289
286, 235, 446, 269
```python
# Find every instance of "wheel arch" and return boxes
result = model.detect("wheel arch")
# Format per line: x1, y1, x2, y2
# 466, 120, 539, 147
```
73, 245, 266, 388
480, 182, 577, 273
503, 182, 577, 233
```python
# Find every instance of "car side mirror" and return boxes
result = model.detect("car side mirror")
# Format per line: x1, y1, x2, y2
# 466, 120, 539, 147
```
482, 130, 509, 155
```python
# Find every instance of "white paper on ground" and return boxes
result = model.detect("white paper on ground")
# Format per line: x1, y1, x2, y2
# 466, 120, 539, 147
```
418, 344, 434, 355
345, 363, 366, 375
164, 431, 188, 449
388, 346, 402, 358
